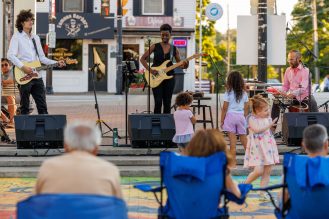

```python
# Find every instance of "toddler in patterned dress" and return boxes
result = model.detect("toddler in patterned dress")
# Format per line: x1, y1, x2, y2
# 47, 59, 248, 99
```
244, 95, 279, 200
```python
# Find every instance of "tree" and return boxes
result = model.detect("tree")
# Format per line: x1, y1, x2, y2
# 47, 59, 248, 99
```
288, 0, 329, 82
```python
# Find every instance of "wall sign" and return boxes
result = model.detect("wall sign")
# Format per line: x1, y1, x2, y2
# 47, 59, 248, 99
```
173, 39, 187, 48
126, 16, 184, 28
37, 13, 114, 39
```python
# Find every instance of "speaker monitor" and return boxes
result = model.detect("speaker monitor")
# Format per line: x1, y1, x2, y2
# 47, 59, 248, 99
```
14, 115, 67, 149
282, 112, 329, 146
128, 114, 175, 148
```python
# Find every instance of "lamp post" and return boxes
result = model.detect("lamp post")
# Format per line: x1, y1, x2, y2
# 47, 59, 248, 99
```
311, 0, 319, 84
116, 0, 123, 94
46, 0, 56, 94
257, 0, 267, 82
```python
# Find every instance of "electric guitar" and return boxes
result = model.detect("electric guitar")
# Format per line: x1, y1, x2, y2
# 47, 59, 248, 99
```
14, 58, 78, 85
144, 53, 204, 88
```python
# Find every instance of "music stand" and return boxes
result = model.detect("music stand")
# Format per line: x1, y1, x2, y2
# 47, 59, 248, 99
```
121, 61, 137, 145
89, 63, 120, 141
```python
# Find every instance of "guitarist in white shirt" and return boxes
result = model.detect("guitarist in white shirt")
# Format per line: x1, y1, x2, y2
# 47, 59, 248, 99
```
140, 24, 189, 114
7, 10, 65, 115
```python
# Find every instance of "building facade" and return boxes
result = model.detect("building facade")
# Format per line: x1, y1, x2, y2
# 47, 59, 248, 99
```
36, 0, 196, 93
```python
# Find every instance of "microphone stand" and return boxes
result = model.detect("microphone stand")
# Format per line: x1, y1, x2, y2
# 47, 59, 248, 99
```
147, 38, 152, 114
206, 54, 224, 130
287, 26, 317, 108
89, 63, 120, 141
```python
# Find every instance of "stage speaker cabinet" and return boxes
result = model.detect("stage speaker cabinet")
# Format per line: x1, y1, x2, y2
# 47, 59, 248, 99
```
14, 115, 67, 149
128, 114, 176, 148
282, 112, 329, 146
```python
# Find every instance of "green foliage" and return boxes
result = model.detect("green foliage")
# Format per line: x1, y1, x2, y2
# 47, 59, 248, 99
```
288, 0, 329, 81
195, 0, 223, 76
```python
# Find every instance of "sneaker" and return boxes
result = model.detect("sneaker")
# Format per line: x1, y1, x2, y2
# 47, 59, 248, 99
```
259, 192, 271, 202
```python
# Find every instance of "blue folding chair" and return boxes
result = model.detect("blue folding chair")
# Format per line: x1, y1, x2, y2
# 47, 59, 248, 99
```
17, 194, 128, 219
135, 151, 252, 219
252, 153, 329, 219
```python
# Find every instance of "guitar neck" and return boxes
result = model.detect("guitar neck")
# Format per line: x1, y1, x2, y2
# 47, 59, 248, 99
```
164, 55, 197, 73
35, 63, 58, 71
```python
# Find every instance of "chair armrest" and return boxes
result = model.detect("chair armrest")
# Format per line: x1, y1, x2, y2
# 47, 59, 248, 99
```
134, 184, 165, 193
224, 184, 253, 205
251, 183, 286, 191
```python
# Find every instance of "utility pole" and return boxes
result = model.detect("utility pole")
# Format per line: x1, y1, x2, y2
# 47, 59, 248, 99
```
226, 3, 230, 75
46, 0, 56, 94
311, 0, 319, 84
198, 0, 202, 91
116, 0, 123, 94
257, 0, 267, 82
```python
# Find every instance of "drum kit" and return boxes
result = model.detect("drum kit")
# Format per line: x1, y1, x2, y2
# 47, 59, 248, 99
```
245, 80, 310, 113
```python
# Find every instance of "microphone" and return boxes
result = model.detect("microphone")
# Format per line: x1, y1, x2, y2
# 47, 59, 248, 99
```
146, 36, 151, 42
89, 63, 100, 71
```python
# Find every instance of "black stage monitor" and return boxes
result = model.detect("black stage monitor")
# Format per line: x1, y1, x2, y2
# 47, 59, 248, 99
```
14, 115, 67, 149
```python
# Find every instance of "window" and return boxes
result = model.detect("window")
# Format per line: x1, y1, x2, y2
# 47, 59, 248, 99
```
142, 0, 164, 15
41, 39, 83, 71
63, 0, 84, 12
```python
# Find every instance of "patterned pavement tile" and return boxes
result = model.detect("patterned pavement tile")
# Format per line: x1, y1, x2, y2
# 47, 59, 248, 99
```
0, 176, 281, 219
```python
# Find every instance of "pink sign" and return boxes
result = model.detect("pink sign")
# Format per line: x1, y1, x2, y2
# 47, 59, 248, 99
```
126, 16, 184, 28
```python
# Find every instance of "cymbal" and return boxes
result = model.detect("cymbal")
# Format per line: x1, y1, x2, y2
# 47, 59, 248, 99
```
245, 82, 270, 87
245, 80, 266, 84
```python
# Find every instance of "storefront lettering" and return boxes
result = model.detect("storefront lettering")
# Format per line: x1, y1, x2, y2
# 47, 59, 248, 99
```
57, 14, 89, 37
147, 17, 164, 26
52, 48, 74, 60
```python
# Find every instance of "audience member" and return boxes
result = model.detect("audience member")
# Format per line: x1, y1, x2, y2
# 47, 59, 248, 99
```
1, 58, 16, 127
185, 129, 241, 198
34, 120, 123, 197
283, 124, 328, 203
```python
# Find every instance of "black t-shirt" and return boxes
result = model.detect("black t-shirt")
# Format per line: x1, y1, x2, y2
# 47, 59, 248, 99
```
152, 43, 177, 76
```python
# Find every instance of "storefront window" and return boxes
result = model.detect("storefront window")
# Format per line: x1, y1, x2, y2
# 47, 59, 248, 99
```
63, 0, 84, 12
41, 39, 83, 71
142, 0, 164, 15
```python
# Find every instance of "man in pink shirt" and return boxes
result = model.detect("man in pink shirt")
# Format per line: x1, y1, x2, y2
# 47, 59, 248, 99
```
271, 50, 318, 121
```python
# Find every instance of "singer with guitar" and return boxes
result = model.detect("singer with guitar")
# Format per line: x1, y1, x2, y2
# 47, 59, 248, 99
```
140, 24, 189, 114
7, 10, 65, 115
271, 50, 318, 122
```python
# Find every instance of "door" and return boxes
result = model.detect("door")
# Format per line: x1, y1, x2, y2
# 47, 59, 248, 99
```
88, 45, 108, 91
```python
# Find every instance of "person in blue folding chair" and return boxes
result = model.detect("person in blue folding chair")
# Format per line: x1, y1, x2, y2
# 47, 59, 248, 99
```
135, 129, 252, 219
17, 120, 128, 219
253, 124, 329, 219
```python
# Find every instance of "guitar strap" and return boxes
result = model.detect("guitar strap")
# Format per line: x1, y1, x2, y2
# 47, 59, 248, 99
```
169, 44, 174, 62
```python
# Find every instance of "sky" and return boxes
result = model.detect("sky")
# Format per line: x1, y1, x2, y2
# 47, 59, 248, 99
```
212, 0, 299, 33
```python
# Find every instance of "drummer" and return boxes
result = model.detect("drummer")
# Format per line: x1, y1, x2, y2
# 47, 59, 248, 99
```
271, 50, 318, 121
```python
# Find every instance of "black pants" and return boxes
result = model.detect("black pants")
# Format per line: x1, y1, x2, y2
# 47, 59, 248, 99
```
271, 95, 318, 121
18, 78, 48, 115
152, 77, 175, 114
324, 87, 329, 92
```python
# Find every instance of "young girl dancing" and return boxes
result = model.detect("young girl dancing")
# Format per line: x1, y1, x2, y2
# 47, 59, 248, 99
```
221, 71, 249, 168
244, 95, 279, 200
172, 92, 196, 153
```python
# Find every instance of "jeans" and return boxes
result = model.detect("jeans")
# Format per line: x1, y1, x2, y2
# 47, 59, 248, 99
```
18, 78, 48, 115
152, 77, 175, 114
